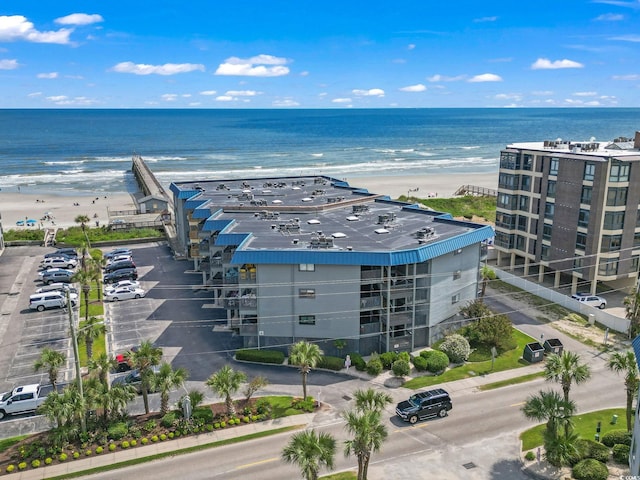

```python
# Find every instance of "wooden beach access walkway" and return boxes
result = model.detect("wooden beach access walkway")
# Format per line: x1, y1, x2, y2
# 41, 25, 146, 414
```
453, 184, 497, 197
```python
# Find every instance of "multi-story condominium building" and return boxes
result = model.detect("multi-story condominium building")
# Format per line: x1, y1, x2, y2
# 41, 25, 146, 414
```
170, 176, 493, 355
495, 132, 640, 294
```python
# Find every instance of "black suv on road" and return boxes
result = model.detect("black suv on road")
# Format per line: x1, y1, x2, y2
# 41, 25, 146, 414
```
395, 388, 452, 424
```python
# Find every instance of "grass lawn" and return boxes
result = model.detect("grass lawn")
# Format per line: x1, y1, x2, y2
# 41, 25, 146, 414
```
0, 435, 28, 453
398, 195, 496, 222
404, 328, 537, 390
478, 371, 545, 391
321, 472, 357, 480
520, 408, 627, 451
262, 396, 312, 418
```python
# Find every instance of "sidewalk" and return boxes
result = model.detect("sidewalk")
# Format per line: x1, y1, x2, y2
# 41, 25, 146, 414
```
12, 414, 315, 480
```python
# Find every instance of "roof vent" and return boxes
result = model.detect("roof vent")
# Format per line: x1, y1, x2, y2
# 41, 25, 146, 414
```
292, 239, 299, 245
347, 246, 353, 251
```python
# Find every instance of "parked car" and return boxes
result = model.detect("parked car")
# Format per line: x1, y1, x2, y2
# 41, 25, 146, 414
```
104, 259, 136, 273
40, 269, 74, 284
0, 383, 65, 420
36, 282, 77, 294
395, 389, 453, 424
41, 257, 78, 270
103, 268, 138, 284
104, 280, 141, 295
106, 254, 133, 266
44, 248, 78, 259
104, 248, 132, 259
29, 292, 68, 311
105, 287, 146, 302
571, 293, 607, 309
111, 366, 160, 394
114, 345, 140, 372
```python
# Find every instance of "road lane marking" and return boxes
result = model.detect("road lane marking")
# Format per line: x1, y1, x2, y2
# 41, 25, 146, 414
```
235, 457, 279, 470
510, 401, 526, 407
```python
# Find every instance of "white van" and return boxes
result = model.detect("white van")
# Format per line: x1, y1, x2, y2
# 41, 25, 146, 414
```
29, 292, 67, 312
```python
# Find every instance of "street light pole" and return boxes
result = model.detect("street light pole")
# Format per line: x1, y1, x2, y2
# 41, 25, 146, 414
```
67, 290, 86, 434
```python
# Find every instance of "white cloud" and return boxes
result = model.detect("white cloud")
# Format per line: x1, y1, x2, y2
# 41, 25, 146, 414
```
531, 58, 584, 69
273, 98, 300, 107
0, 58, 18, 70
215, 54, 290, 77
427, 74, 466, 82
609, 34, 640, 42
531, 90, 554, 96
407, 44, 416, 50
110, 62, 205, 75
45, 95, 98, 105
468, 73, 503, 82
299, 71, 309, 76
55, 13, 104, 26
216, 95, 234, 101
474, 16, 498, 22
332, 98, 352, 103
161, 94, 178, 101
225, 90, 260, 96
352, 88, 384, 97
37, 72, 58, 79
494, 93, 522, 101
0, 15, 73, 44
399, 84, 426, 92
199, 90, 217, 95
28, 92, 42, 97
573, 91, 597, 97
595, 13, 624, 20
612, 74, 640, 80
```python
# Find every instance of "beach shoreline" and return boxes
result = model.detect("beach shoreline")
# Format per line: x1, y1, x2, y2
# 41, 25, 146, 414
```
0, 172, 498, 231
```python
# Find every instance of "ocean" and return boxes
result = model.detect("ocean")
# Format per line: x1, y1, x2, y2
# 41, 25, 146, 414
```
0, 108, 638, 196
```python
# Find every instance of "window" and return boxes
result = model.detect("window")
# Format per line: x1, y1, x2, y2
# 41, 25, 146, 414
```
520, 175, 532, 191
299, 264, 315, 271
518, 195, 529, 212
494, 232, 514, 249
544, 202, 555, 219
584, 163, 595, 181
578, 209, 590, 228
543, 224, 553, 241
606, 187, 628, 206
516, 235, 526, 251
598, 259, 619, 276
453, 270, 461, 280
546, 180, 557, 198
298, 315, 316, 325
451, 294, 460, 304
541, 244, 550, 261
601, 235, 622, 252
299, 289, 316, 298
603, 211, 625, 230
495, 212, 516, 230
517, 215, 527, 232
573, 256, 584, 271
499, 152, 518, 169
576, 232, 587, 250
498, 173, 518, 189
610, 161, 630, 182
634, 232, 640, 248
580, 186, 592, 205
497, 193, 517, 209
637, 210, 640, 228
522, 154, 533, 171
631, 256, 639, 273
549, 158, 559, 176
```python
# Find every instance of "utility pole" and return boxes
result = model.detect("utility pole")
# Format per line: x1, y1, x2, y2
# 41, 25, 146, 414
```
67, 290, 86, 434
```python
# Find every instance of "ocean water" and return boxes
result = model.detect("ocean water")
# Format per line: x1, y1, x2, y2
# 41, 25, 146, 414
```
0, 108, 638, 196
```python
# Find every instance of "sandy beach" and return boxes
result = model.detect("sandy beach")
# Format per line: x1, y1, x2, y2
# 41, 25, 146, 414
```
0, 172, 497, 231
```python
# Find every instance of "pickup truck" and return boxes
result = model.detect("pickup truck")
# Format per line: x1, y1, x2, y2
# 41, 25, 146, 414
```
0, 383, 60, 420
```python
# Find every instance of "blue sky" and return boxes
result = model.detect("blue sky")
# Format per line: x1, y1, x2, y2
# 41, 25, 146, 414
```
2, 0, 640, 108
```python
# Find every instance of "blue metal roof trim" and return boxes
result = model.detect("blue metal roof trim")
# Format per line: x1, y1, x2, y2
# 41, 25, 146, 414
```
169, 183, 180, 195
231, 224, 495, 266
217, 233, 251, 246
192, 206, 213, 219
632, 336, 640, 369
178, 190, 201, 200
203, 218, 234, 232
184, 197, 207, 209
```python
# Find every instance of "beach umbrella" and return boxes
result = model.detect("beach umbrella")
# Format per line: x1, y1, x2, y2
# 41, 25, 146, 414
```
16, 220, 24, 226
26, 219, 37, 225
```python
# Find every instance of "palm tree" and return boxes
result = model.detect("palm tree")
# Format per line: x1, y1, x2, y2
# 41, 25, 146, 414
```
343, 409, 388, 480
544, 431, 582, 467
38, 390, 71, 429
153, 362, 189, 415
521, 390, 576, 441
128, 340, 163, 414
353, 388, 392, 413
543, 351, 591, 403
289, 340, 323, 401
71, 268, 92, 321
75, 214, 90, 231
624, 290, 640, 338
479, 264, 496, 298
87, 257, 104, 301
107, 383, 136, 419
34, 347, 66, 388
282, 429, 336, 480
77, 316, 106, 360
206, 365, 246, 416
607, 350, 639, 431
88, 353, 117, 389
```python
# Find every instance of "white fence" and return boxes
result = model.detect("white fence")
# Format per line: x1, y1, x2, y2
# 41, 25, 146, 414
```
495, 269, 630, 334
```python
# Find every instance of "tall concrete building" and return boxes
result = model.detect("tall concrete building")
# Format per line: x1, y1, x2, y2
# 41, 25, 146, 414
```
495, 132, 640, 294
170, 176, 493, 355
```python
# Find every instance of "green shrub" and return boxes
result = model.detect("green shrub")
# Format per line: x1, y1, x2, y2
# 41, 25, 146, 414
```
6, 464, 15, 472
96, 446, 104, 454
31, 459, 41, 468
73, 452, 80, 459
292, 397, 315, 412
151, 435, 159, 442
161, 412, 177, 428
438, 334, 471, 363
317, 355, 345, 371
392, 359, 410, 377
349, 353, 366, 371
18, 462, 27, 471
109, 443, 117, 452
228, 418, 235, 425
121, 441, 130, 449
143, 419, 157, 432
251, 415, 258, 422
602, 429, 632, 447
524, 451, 536, 461
613, 443, 629, 464
130, 440, 137, 447
107, 422, 128, 440
421, 350, 449, 373
366, 357, 383, 376
192, 407, 214, 423
575, 439, 610, 464
379, 352, 398, 370
141, 438, 148, 445
160, 434, 167, 441
235, 348, 285, 364
572, 458, 608, 480
58, 453, 67, 462
45, 457, 53, 465
220, 421, 226, 428
243, 416, 250, 423
412, 355, 428, 371
206, 424, 214, 431
214, 423, 220, 429
85, 449, 92, 456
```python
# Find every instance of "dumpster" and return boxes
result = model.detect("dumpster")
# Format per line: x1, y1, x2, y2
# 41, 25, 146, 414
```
543, 338, 564, 356
523, 342, 545, 363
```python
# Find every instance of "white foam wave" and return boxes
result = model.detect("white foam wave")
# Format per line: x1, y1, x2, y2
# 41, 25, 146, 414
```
43, 160, 85, 166
310, 153, 324, 157
461, 146, 480, 150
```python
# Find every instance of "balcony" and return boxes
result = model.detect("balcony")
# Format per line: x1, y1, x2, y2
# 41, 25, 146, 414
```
360, 296, 382, 310
389, 311, 412, 326
240, 296, 257, 309
361, 269, 382, 280
240, 323, 258, 335
223, 273, 238, 285
239, 267, 257, 283
360, 322, 381, 335
224, 297, 238, 308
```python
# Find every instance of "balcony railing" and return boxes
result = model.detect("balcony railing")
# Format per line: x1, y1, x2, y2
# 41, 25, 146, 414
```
240, 324, 258, 335
240, 297, 257, 308
360, 296, 382, 309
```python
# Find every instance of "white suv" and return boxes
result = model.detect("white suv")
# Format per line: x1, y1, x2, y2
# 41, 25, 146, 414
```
571, 293, 607, 309
29, 292, 67, 312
